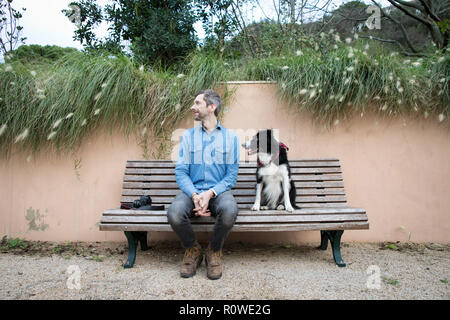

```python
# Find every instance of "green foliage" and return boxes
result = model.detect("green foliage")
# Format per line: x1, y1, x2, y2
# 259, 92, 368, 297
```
382, 276, 399, 286
0, 50, 227, 156
437, 19, 450, 35
224, 39, 449, 127
0, 39, 448, 157
6, 45, 79, 64
385, 244, 399, 251
63, 0, 104, 48
0, 0, 27, 55
196, 0, 239, 50
6, 238, 28, 249
66, 0, 198, 66
119, 0, 198, 65
0, 51, 148, 155
91, 255, 104, 262
228, 19, 298, 58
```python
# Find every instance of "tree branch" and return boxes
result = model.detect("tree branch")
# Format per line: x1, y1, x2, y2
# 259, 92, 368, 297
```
372, 0, 419, 53
386, 0, 431, 27
417, 0, 441, 22
391, 0, 423, 11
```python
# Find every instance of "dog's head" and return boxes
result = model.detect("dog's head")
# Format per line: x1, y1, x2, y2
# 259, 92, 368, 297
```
241, 129, 280, 166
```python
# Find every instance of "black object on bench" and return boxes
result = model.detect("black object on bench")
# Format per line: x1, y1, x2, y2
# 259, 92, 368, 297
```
100, 159, 369, 268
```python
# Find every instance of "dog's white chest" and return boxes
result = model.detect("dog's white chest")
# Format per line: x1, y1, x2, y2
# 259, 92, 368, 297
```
259, 163, 280, 177
258, 164, 289, 207
259, 163, 287, 179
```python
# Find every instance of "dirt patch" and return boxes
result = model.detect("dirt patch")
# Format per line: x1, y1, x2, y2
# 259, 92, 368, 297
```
0, 236, 127, 260
378, 241, 449, 253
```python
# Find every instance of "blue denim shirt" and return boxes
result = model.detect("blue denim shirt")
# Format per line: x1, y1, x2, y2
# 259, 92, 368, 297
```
175, 121, 239, 197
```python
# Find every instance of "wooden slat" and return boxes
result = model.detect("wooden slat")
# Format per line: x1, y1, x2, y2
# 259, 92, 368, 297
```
102, 207, 366, 216
127, 159, 339, 162
122, 186, 345, 197
122, 181, 344, 189
99, 221, 369, 232
123, 174, 343, 183
241, 203, 350, 208
110, 203, 351, 210
101, 213, 367, 225
121, 185, 345, 196
124, 167, 342, 175
120, 195, 347, 203
126, 160, 341, 168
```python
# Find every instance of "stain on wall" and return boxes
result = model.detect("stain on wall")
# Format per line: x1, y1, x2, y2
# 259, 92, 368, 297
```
26, 207, 49, 232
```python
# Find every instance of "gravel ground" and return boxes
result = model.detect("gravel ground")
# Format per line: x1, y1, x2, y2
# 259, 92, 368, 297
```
0, 241, 448, 300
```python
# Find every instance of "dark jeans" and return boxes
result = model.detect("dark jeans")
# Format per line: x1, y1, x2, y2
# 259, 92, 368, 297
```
167, 190, 238, 251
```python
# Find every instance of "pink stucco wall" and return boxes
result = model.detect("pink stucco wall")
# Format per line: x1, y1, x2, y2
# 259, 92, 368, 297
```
1, 83, 449, 244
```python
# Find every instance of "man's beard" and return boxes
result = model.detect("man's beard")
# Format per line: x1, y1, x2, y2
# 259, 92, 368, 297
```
194, 112, 205, 121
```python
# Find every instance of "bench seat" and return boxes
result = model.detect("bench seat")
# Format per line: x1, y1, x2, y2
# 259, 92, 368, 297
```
99, 159, 369, 268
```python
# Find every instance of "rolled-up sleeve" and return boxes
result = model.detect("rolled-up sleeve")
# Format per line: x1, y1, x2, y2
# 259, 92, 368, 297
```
211, 134, 239, 196
175, 132, 198, 197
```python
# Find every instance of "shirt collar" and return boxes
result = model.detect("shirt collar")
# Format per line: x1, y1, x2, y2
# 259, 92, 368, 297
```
201, 120, 222, 132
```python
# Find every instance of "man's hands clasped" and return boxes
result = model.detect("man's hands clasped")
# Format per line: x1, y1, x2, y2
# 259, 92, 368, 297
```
192, 190, 215, 217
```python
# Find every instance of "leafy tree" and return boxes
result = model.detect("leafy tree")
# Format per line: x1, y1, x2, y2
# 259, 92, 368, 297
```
0, 0, 26, 56
228, 19, 298, 57
64, 0, 198, 66
196, 0, 240, 54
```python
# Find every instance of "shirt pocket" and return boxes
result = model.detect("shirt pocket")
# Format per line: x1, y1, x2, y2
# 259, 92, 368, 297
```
190, 144, 203, 165
213, 141, 233, 165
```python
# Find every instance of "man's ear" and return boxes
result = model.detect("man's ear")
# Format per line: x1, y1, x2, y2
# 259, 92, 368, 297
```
209, 103, 217, 114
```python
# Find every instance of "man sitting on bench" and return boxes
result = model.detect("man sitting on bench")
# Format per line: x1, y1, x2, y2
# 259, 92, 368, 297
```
167, 89, 240, 280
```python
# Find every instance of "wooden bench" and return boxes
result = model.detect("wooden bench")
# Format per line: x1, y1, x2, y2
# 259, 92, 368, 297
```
100, 159, 369, 268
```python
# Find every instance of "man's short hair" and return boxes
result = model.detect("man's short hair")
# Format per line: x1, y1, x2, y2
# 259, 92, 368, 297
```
195, 89, 222, 117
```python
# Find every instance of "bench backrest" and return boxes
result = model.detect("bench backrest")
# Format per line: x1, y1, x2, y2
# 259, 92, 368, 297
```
121, 159, 347, 210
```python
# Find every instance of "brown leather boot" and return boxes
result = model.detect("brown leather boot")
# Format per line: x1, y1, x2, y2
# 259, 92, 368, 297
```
205, 244, 223, 280
180, 242, 202, 278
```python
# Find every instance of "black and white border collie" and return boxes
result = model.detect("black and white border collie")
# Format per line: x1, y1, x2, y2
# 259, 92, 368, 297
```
242, 129, 298, 212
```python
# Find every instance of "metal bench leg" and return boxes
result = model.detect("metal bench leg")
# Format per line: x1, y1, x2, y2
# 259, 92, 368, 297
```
318, 231, 328, 250
136, 231, 149, 251
123, 231, 138, 268
319, 230, 346, 267
329, 230, 346, 267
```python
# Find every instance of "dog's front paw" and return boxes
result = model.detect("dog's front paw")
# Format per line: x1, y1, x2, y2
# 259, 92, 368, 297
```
276, 204, 285, 210
285, 204, 294, 212
251, 204, 260, 211
260, 206, 269, 210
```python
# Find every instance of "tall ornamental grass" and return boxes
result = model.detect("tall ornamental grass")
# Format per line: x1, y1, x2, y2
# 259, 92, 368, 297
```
222, 40, 449, 127
0, 51, 228, 157
0, 42, 448, 157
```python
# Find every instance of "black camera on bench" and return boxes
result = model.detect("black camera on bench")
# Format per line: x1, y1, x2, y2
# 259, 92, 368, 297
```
120, 195, 164, 210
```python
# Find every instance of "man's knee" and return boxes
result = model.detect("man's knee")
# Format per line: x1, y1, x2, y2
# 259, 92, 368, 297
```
216, 198, 238, 228
167, 206, 183, 226
167, 193, 192, 226
222, 211, 237, 229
